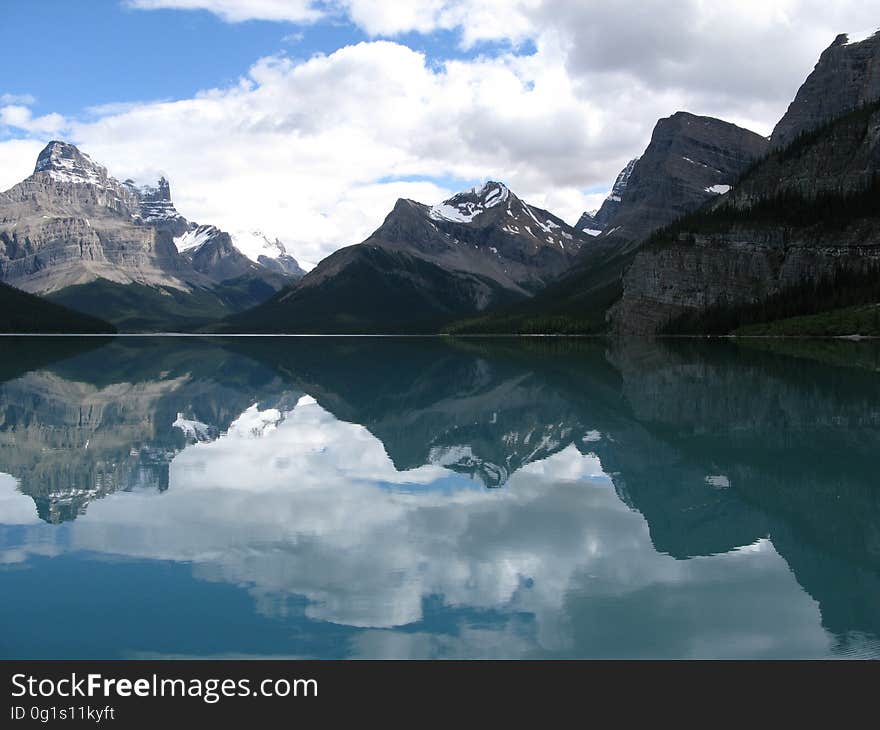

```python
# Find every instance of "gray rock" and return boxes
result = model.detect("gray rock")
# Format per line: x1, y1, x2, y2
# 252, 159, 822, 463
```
593, 112, 768, 257
0, 142, 196, 294
0, 141, 302, 308
575, 157, 639, 235
612, 93, 880, 334
770, 30, 880, 150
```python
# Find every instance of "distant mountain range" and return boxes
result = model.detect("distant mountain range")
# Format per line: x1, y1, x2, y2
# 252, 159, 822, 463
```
452, 30, 880, 336
222, 181, 596, 333
1, 29, 879, 335
0, 142, 305, 331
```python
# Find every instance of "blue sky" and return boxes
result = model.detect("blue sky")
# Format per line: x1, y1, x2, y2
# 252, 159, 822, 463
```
0, 1, 875, 266
4, 1, 362, 117
2, 0, 531, 120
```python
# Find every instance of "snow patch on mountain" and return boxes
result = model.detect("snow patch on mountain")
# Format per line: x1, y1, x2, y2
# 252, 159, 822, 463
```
174, 225, 219, 253
429, 182, 511, 223
34, 141, 109, 187
231, 230, 288, 262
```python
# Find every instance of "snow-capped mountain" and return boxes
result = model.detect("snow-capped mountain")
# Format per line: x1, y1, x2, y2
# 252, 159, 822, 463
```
427, 181, 582, 254
173, 226, 306, 280
0, 141, 305, 329
222, 181, 595, 333
35, 141, 118, 188
228, 230, 307, 277
300, 180, 595, 297
428, 181, 512, 223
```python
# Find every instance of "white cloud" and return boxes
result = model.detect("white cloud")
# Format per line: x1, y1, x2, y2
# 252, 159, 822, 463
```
0, 105, 67, 136
0, 138, 50, 192
125, 0, 322, 23
0, 93, 37, 105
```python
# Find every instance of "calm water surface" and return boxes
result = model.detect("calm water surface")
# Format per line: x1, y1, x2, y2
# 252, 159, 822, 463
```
0, 336, 878, 659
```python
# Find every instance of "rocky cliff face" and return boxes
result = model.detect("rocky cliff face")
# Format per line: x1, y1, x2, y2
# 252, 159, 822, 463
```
612, 51, 880, 335
0, 141, 304, 328
123, 176, 189, 236
592, 112, 768, 256
576, 157, 639, 235
0, 142, 195, 294
770, 30, 880, 150
611, 223, 880, 334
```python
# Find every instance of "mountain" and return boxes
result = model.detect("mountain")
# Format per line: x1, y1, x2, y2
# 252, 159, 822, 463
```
221, 182, 595, 333
583, 112, 769, 256
0, 280, 115, 333
770, 30, 880, 150
612, 32, 880, 335
225, 230, 307, 277
0, 141, 304, 331
449, 114, 768, 334
0, 142, 192, 294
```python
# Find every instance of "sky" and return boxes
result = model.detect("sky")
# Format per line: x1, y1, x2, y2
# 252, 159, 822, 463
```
0, 1, 877, 267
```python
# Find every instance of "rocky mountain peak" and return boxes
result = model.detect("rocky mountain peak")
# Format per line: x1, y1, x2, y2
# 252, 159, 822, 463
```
33, 140, 111, 187
770, 29, 880, 149
576, 113, 767, 254
124, 175, 183, 226
428, 181, 514, 223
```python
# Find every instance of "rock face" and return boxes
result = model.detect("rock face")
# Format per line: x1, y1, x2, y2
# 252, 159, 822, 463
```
0, 141, 304, 328
224, 182, 593, 332
0, 142, 194, 294
124, 176, 189, 235
611, 223, 880, 334
612, 41, 880, 335
591, 113, 769, 256
575, 157, 639, 235
770, 30, 880, 150
373, 181, 590, 293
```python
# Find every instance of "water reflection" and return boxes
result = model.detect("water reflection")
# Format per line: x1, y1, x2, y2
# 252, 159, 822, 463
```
0, 336, 878, 658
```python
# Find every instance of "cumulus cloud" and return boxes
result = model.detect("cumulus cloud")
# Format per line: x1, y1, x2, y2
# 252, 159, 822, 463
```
0, 105, 67, 136
0, 1, 875, 265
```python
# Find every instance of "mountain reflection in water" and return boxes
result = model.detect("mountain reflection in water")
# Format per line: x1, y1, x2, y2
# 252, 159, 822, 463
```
0, 336, 878, 659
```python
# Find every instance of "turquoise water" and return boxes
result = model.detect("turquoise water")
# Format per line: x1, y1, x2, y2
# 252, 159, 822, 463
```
0, 336, 878, 659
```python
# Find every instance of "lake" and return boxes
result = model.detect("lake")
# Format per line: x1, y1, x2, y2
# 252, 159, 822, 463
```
1, 336, 878, 659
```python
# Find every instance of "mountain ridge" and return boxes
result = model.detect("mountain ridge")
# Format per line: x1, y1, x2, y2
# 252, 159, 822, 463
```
219, 181, 597, 333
